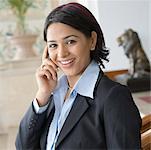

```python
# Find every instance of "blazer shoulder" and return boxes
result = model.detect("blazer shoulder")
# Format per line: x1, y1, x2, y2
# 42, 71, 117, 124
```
95, 74, 129, 95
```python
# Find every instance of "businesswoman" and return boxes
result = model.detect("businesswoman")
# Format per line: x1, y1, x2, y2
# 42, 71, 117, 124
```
16, 2, 141, 150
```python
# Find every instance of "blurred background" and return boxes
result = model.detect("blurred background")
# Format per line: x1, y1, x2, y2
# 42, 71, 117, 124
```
0, 0, 150, 149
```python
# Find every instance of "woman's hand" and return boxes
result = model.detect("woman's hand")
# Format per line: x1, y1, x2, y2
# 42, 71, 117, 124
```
35, 46, 58, 106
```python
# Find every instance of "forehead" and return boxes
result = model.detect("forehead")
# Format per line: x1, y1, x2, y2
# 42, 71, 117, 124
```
46, 23, 84, 40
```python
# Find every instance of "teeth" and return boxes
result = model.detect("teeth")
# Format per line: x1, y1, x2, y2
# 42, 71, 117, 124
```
60, 59, 73, 65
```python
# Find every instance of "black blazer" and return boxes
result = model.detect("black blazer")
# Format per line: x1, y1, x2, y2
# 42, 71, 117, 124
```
15, 72, 142, 150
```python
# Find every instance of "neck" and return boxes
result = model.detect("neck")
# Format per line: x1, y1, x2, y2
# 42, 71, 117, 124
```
67, 75, 80, 89
68, 85, 73, 90
67, 60, 91, 89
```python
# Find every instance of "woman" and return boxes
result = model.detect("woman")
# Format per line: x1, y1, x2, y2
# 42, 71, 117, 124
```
15, 2, 141, 150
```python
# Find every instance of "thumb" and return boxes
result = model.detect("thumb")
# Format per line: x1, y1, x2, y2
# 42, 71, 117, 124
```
42, 46, 48, 61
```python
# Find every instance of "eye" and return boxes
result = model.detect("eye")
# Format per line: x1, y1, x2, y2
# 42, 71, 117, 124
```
48, 43, 57, 49
66, 40, 76, 45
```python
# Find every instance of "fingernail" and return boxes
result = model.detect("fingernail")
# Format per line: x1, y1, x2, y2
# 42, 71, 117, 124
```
56, 68, 59, 71
53, 76, 57, 80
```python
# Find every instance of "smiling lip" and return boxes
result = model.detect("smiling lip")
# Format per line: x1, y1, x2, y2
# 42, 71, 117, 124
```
58, 58, 75, 67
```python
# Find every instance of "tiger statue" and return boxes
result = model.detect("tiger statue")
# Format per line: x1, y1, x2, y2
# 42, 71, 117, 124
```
117, 29, 150, 78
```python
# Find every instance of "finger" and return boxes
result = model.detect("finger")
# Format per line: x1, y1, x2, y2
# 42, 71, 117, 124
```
41, 64, 45, 69
42, 46, 49, 61
38, 68, 53, 80
37, 66, 57, 81
42, 70, 52, 80
42, 59, 58, 71
43, 65, 57, 80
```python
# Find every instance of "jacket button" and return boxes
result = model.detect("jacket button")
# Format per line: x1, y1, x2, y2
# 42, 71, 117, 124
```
28, 125, 32, 129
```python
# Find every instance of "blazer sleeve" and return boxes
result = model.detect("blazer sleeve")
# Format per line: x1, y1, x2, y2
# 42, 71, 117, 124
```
103, 85, 142, 149
15, 103, 48, 150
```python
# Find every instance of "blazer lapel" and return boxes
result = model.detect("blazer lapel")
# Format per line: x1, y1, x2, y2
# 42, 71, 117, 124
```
43, 70, 104, 148
55, 95, 91, 148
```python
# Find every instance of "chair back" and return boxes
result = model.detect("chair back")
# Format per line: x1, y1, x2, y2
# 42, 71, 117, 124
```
141, 114, 151, 150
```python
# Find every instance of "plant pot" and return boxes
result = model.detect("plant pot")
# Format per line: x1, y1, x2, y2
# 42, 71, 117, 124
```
9, 34, 38, 60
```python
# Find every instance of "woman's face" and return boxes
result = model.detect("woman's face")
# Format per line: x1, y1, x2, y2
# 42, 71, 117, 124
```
46, 23, 96, 78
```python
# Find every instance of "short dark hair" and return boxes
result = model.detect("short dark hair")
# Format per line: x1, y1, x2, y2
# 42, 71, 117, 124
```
43, 2, 109, 68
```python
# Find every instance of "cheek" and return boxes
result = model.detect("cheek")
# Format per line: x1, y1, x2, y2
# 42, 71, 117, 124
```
78, 46, 91, 58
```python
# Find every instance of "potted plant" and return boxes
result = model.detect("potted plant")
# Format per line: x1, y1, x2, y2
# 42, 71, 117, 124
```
0, 0, 44, 60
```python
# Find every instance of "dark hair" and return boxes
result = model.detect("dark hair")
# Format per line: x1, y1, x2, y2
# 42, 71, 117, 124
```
43, 2, 109, 68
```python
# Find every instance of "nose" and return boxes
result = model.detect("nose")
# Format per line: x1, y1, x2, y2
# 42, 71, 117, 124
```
57, 44, 69, 58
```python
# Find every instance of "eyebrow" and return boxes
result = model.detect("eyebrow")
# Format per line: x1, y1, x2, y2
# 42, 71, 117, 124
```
47, 35, 79, 43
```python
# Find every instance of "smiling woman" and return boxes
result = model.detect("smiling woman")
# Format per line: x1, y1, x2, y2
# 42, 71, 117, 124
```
15, 2, 141, 150
46, 23, 97, 82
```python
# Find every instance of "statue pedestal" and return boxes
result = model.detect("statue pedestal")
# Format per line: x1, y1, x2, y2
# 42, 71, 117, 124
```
115, 74, 151, 92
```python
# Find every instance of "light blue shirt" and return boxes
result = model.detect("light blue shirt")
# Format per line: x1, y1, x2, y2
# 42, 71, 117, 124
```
33, 60, 100, 150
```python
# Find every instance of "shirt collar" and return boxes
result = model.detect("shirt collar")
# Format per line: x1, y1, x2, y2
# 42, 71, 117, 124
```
74, 60, 100, 99
54, 60, 100, 99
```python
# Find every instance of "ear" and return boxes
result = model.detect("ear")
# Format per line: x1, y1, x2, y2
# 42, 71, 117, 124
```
127, 29, 133, 37
90, 31, 97, 51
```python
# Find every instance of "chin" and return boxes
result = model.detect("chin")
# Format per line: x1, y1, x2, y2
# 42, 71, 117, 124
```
63, 72, 75, 77
62, 70, 76, 77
